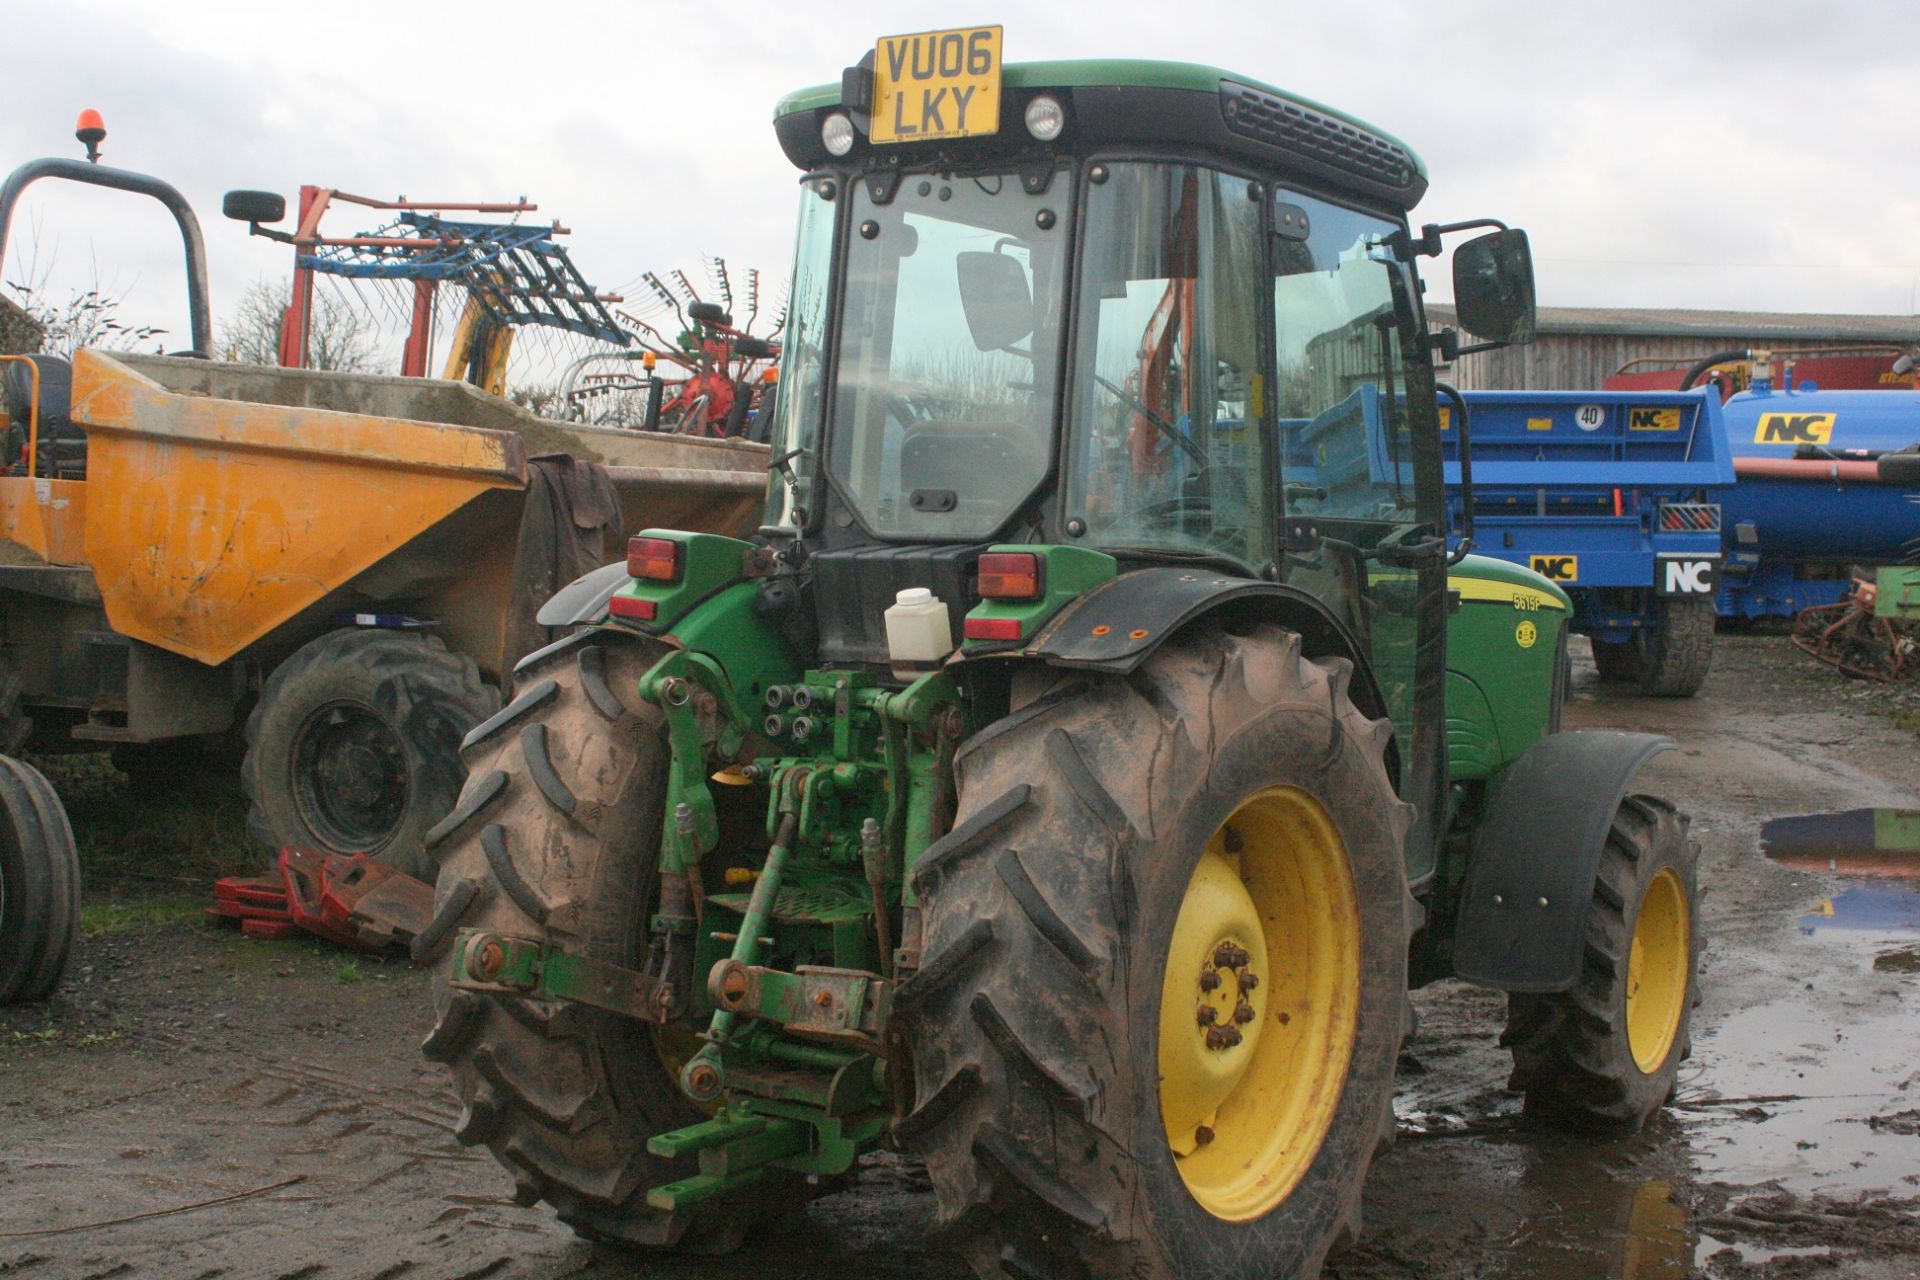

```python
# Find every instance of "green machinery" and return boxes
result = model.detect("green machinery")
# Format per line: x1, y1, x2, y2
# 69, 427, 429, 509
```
424, 32, 1701, 1280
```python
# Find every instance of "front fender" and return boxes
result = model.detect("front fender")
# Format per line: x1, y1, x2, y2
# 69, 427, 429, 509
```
1452, 729, 1673, 992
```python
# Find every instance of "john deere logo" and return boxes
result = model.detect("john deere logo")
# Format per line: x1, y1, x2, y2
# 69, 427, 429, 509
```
1529, 554, 1578, 582
1515, 621, 1538, 649
1753, 412, 1836, 445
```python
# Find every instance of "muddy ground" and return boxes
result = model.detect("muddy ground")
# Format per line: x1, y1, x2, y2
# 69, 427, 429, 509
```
3, 633, 1918, 1280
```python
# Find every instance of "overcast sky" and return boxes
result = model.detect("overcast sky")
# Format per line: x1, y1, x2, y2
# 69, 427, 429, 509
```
4, 0, 1914, 361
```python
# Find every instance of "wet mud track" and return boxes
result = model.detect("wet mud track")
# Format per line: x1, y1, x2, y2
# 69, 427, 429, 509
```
3, 634, 1918, 1279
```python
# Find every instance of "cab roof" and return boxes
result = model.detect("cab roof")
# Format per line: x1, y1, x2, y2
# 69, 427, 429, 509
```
772, 58, 1428, 210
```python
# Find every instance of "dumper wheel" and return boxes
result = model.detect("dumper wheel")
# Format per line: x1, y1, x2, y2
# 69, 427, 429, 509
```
243, 628, 498, 880
899, 623, 1417, 1280
0, 755, 80, 1005
1635, 598, 1714, 697
1503, 795, 1699, 1131
421, 630, 784, 1252
1589, 638, 1641, 684
0, 660, 30, 755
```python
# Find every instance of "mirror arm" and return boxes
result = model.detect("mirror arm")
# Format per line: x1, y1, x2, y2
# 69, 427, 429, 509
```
247, 222, 295, 245
1390, 217, 1511, 260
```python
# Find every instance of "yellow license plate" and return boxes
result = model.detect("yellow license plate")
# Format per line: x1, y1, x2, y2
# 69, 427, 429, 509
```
871, 25, 1003, 144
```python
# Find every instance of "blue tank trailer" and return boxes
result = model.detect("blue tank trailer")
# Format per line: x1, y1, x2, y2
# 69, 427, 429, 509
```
1718, 380, 1920, 619
1442, 389, 1732, 696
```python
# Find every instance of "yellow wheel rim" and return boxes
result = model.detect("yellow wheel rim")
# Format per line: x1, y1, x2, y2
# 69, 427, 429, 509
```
1158, 787, 1361, 1222
1626, 866, 1689, 1074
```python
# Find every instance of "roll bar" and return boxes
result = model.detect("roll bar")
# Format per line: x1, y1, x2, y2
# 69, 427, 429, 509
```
0, 156, 213, 356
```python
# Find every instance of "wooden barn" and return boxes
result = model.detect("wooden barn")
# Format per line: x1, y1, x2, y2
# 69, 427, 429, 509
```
1428, 305, 1920, 391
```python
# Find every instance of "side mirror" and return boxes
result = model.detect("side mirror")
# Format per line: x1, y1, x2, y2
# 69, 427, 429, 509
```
222, 189, 285, 224
1452, 228, 1536, 347
1880, 451, 1920, 485
956, 250, 1033, 352
1893, 353, 1915, 377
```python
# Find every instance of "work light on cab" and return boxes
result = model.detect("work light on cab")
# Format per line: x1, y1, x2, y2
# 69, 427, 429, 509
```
1023, 94, 1064, 141
627, 536, 682, 583
977, 551, 1042, 600
821, 112, 856, 156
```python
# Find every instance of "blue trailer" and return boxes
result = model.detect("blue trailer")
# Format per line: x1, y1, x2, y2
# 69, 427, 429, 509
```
1443, 388, 1734, 696
1718, 381, 1920, 619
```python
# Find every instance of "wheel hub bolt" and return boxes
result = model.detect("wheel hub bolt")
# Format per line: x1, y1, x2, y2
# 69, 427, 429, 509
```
1198, 969, 1221, 992
1195, 1125, 1215, 1146
1196, 1003, 1218, 1026
1240, 971, 1259, 991
1233, 999, 1255, 1025
1220, 1025, 1243, 1049
1213, 943, 1250, 970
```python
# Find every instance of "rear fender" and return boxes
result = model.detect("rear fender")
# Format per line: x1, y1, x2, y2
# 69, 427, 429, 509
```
535, 561, 628, 628
1016, 567, 1393, 726
1452, 730, 1673, 992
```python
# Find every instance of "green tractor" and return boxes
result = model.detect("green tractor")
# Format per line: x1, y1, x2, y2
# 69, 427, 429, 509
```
424, 33, 1701, 1279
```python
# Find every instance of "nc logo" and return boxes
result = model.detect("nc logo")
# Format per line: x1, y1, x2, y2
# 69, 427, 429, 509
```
1754, 412, 1836, 445
1529, 555, 1578, 582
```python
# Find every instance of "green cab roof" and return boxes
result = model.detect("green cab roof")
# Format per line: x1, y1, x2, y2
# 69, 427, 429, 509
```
773, 58, 1427, 183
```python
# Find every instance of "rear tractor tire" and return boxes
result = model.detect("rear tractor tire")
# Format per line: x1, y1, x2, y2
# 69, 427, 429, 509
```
242, 628, 498, 880
1503, 795, 1700, 1130
421, 631, 785, 1252
900, 623, 1418, 1280
0, 755, 81, 1005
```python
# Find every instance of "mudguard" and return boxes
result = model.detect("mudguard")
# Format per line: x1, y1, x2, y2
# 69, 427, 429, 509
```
1021, 567, 1392, 724
1452, 729, 1673, 992
535, 561, 628, 628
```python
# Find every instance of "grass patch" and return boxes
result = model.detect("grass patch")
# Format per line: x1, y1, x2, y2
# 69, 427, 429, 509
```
24, 751, 259, 891
80, 898, 206, 934
336, 961, 363, 984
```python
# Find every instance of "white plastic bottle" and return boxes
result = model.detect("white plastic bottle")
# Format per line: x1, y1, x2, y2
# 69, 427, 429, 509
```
884, 587, 953, 681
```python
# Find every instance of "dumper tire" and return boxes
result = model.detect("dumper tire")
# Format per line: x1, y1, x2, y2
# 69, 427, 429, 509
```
899, 623, 1417, 1280
0, 755, 81, 1005
1589, 638, 1641, 684
243, 628, 498, 880
0, 659, 30, 756
1503, 795, 1700, 1131
1635, 598, 1714, 698
421, 629, 783, 1253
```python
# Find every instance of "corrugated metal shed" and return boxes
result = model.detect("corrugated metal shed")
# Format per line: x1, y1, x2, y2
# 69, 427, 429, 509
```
1428, 305, 1920, 390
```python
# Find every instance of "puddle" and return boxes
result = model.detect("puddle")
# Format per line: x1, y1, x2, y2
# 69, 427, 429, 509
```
1760, 808, 1920, 881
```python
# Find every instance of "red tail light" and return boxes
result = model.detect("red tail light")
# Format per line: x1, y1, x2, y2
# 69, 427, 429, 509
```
977, 552, 1041, 601
964, 616, 1023, 642
627, 536, 682, 583
609, 595, 658, 621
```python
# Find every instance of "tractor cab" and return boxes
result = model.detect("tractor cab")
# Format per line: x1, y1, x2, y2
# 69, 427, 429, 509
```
758, 44, 1538, 848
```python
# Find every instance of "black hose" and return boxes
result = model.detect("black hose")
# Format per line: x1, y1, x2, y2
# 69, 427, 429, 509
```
1678, 350, 1749, 391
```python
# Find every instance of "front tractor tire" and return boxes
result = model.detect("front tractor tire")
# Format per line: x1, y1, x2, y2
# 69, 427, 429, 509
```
901, 624, 1417, 1280
420, 631, 780, 1252
1503, 795, 1700, 1130
242, 628, 499, 880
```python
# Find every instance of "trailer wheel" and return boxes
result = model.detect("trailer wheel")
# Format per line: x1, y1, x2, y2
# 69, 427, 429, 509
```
1503, 795, 1699, 1130
1635, 598, 1714, 697
1589, 638, 1641, 684
900, 624, 1416, 1280
243, 628, 498, 879
0, 755, 80, 1005
421, 631, 783, 1251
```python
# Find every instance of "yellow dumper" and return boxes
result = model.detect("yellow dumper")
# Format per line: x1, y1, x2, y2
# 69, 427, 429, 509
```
0, 349, 766, 876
